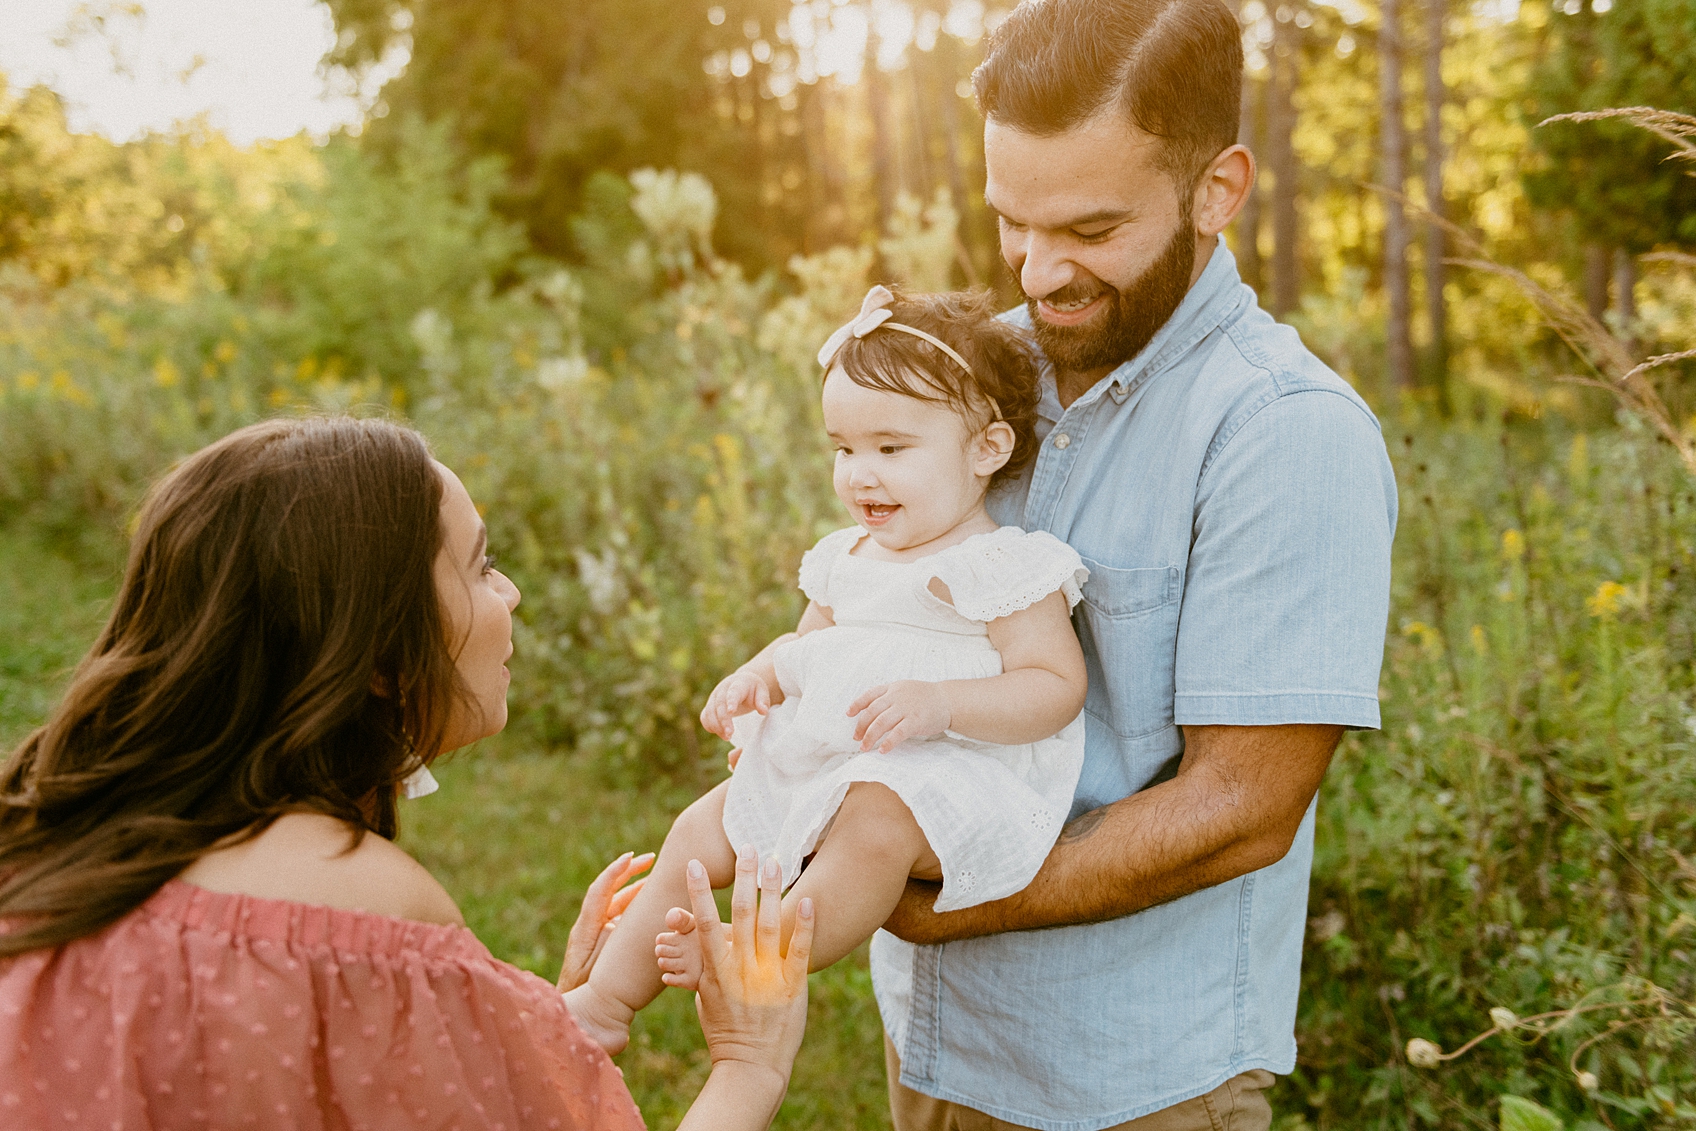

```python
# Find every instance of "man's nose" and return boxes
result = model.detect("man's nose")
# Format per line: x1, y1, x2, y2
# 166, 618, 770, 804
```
1018, 232, 1076, 302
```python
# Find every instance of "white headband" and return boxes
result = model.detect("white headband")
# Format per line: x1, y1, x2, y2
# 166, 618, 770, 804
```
816, 285, 1003, 422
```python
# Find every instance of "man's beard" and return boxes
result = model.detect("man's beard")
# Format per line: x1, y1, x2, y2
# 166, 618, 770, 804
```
1022, 216, 1196, 377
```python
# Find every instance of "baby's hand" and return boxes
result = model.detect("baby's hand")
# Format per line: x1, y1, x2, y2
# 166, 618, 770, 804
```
701, 670, 771, 740
848, 680, 952, 753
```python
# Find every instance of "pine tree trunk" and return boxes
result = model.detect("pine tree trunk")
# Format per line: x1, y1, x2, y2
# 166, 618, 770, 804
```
1380, 0, 1415, 391
1232, 0, 1264, 293
1583, 244, 1611, 322
1422, 0, 1448, 395
909, 62, 935, 201
1237, 72, 1265, 293
1613, 248, 1638, 352
866, 30, 898, 239
1267, 7, 1301, 318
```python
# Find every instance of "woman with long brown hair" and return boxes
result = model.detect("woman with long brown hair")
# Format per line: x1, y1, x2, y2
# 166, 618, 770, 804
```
0, 416, 813, 1129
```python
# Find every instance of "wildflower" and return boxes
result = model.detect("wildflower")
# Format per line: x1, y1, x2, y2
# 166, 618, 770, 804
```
153, 358, 180, 388
17, 370, 40, 391
1500, 529, 1524, 561
1470, 625, 1488, 656
1405, 1038, 1443, 1068
1401, 621, 1444, 659
1576, 1070, 1598, 1091
1586, 580, 1627, 619
1489, 1007, 1518, 1031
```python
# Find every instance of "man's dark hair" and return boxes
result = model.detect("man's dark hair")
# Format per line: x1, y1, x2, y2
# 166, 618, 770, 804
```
973, 0, 1244, 191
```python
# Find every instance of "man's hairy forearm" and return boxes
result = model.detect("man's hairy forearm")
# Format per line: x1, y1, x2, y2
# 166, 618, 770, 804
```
884, 724, 1342, 944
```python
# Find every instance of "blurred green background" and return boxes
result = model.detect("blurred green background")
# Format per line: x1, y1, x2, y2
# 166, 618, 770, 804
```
2, 0, 1694, 1127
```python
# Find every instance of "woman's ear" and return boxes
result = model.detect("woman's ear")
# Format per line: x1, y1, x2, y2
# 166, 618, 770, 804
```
974, 421, 1016, 478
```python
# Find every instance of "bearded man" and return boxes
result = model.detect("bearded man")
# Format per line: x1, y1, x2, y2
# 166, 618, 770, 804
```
874, 2, 1398, 1128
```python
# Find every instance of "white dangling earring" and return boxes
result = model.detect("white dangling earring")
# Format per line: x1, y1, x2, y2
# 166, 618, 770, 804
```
401, 764, 439, 800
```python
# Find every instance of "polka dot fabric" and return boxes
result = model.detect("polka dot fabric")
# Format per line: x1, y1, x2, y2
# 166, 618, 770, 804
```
0, 880, 645, 1130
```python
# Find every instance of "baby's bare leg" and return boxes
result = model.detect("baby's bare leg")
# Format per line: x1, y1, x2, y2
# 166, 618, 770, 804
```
565, 779, 736, 1053
782, 781, 940, 971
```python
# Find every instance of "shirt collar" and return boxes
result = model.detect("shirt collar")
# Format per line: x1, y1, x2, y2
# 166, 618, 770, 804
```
1013, 236, 1253, 419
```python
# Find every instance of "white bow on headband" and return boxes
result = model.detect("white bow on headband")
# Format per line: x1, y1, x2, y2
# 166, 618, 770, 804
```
816, 285, 977, 379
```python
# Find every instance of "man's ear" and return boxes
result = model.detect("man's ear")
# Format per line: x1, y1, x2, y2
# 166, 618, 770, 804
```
1192, 144, 1256, 239
975, 421, 1016, 478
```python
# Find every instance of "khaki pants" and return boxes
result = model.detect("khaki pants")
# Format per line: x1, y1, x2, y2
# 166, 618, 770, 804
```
885, 1038, 1275, 1131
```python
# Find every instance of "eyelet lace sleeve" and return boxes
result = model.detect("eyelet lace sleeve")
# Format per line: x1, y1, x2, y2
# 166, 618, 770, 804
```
796, 526, 863, 605
930, 528, 1089, 623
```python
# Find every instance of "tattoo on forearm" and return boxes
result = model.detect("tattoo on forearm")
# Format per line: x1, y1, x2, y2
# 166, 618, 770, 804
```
1060, 806, 1108, 844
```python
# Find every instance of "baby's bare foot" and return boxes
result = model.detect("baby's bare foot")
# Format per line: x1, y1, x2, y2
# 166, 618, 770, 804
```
562, 983, 635, 1055
655, 926, 703, 991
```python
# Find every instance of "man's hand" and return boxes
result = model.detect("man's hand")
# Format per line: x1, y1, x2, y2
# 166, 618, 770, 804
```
882, 723, 1342, 944
848, 680, 952, 753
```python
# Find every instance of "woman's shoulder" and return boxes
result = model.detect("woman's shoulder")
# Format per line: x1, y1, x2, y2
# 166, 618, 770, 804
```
176, 812, 465, 927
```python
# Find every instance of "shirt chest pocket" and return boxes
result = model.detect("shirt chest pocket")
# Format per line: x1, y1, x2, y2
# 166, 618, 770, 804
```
1074, 559, 1183, 740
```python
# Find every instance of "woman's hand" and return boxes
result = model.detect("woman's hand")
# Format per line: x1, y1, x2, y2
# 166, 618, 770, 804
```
555, 851, 655, 992
701, 670, 773, 740
848, 680, 952, 753
677, 844, 814, 1131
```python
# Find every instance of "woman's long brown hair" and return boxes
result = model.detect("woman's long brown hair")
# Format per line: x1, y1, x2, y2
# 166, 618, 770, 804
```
0, 417, 462, 956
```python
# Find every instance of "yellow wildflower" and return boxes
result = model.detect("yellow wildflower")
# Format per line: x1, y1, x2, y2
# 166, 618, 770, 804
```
1500, 529, 1524, 562
153, 358, 180, 388
1470, 625, 1488, 656
1401, 621, 1444, 659
1586, 580, 1627, 619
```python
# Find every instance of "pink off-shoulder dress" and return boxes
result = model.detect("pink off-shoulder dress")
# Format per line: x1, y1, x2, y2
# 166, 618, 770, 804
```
0, 879, 645, 1130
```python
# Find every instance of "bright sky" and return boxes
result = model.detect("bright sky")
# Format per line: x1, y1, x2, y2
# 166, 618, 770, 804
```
0, 0, 403, 144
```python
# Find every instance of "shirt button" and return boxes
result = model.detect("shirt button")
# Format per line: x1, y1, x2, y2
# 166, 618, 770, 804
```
1053, 433, 1071, 450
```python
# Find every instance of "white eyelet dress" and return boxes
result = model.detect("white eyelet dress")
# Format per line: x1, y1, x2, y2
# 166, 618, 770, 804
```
721, 525, 1089, 912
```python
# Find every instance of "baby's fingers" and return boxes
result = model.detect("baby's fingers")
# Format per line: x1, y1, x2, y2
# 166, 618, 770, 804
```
858, 706, 901, 751
847, 684, 888, 720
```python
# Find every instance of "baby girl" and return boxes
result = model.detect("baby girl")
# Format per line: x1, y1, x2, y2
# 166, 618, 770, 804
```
566, 285, 1090, 1053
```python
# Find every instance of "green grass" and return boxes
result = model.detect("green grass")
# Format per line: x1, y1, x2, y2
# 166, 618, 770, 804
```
0, 521, 891, 1128
0, 525, 118, 749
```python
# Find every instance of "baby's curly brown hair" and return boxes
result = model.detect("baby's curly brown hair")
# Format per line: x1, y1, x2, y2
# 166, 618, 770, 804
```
827, 288, 1041, 490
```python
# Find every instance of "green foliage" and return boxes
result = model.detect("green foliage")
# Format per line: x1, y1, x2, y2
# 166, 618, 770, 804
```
326, 0, 814, 271
1501, 1095, 1565, 1131
4, 110, 1694, 1121
1526, 0, 1696, 251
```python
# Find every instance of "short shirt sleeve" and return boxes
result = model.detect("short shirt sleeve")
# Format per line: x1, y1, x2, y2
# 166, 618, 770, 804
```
797, 526, 864, 606
1173, 390, 1397, 729
931, 528, 1090, 623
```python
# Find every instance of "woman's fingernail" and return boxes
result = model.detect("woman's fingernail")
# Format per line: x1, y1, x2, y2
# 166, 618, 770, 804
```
688, 860, 705, 880
762, 858, 780, 883
799, 897, 813, 917
739, 842, 756, 862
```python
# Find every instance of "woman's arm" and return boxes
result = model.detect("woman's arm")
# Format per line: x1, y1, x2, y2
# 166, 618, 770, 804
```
701, 601, 835, 739
848, 588, 1087, 751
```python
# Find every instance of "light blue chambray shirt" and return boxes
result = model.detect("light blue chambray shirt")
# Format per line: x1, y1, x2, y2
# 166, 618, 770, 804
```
869, 239, 1398, 1129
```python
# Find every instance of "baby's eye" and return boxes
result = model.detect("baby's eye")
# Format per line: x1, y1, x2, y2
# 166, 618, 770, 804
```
879, 444, 903, 455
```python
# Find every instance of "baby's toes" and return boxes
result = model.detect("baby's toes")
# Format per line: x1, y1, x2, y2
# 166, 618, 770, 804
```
654, 933, 702, 989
